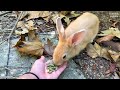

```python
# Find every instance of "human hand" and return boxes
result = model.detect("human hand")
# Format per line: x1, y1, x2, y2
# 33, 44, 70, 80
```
30, 56, 67, 79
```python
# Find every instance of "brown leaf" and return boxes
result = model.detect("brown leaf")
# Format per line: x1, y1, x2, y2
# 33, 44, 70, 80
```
17, 41, 44, 56
17, 21, 25, 28
14, 34, 25, 47
28, 30, 39, 42
87, 43, 114, 61
40, 11, 51, 22
16, 21, 29, 35
25, 20, 37, 30
26, 11, 51, 22
86, 44, 99, 58
27, 11, 41, 20
94, 42, 101, 55
60, 11, 70, 15
101, 48, 112, 61
101, 41, 120, 52
44, 38, 56, 56
69, 11, 80, 18
51, 14, 59, 24
52, 13, 71, 25
60, 14, 71, 25
14, 28, 44, 56
16, 20, 37, 35
19, 11, 29, 20
116, 61, 120, 67
40, 11, 51, 18
108, 50, 120, 62
98, 27, 120, 38
96, 34, 114, 43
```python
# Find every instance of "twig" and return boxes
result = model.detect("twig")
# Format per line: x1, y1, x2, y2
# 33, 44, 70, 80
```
8, 11, 24, 39
6, 11, 24, 76
0, 11, 12, 16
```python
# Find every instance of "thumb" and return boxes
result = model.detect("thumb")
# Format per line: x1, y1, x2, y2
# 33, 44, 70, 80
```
57, 62, 67, 72
38, 56, 45, 63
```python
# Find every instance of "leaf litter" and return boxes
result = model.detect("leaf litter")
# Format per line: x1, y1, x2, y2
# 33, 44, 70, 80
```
13, 11, 120, 77
87, 21, 120, 78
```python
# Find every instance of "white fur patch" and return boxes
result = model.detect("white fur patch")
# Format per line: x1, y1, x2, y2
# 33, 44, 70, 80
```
79, 29, 86, 32
74, 29, 86, 35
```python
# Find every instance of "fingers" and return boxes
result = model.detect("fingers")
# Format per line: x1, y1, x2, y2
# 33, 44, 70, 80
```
31, 56, 46, 75
57, 62, 67, 72
53, 62, 67, 77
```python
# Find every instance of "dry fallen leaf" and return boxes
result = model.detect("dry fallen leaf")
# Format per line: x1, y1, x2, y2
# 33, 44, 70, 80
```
40, 11, 51, 22
60, 14, 71, 25
116, 61, 120, 68
51, 14, 59, 24
86, 43, 100, 58
98, 27, 120, 38
26, 11, 51, 22
27, 11, 41, 20
16, 20, 37, 35
94, 42, 101, 56
17, 41, 44, 56
87, 42, 120, 63
96, 34, 114, 43
17, 21, 25, 28
51, 12, 71, 25
14, 29, 44, 56
101, 48, 112, 61
44, 38, 56, 56
19, 11, 29, 20
25, 20, 37, 30
60, 11, 70, 15
108, 50, 120, 62
101, 41, 120, 52
14, 34, 25, 47
51, 11, 80, 26
69, 11, 80, 18
28, 30, 39, 42
15, 28, 29, 35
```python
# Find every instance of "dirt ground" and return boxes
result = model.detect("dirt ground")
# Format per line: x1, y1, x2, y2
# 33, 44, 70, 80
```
0, 11, 120, 79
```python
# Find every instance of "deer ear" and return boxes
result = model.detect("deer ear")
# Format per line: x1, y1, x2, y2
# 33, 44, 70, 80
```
56, 17, 65, 39
67, 29, 86, 46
